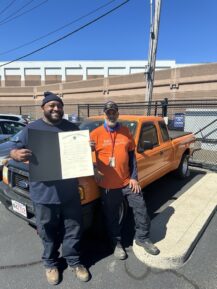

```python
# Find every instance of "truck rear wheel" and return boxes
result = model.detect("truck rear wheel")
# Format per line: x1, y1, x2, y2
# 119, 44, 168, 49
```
176, 154, 190, 179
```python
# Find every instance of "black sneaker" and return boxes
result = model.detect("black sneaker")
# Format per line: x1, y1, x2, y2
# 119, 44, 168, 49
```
113, 242, 127, 260
135, 239, 160, 255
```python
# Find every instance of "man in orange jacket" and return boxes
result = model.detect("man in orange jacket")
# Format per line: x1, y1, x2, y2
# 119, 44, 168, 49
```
90, 101, 160, 259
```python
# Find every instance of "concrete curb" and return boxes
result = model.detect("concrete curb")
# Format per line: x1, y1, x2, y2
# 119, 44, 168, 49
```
133, 173, 217, 269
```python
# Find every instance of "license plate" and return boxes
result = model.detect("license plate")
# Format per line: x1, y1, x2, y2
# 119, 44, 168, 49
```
11, 200, 27, 217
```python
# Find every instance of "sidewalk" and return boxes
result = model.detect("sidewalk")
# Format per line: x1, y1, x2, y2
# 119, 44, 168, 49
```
133, 172, 217, 269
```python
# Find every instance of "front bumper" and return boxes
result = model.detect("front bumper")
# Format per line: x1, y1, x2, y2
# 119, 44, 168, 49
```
0, 181, 99, 230
0, 181, 35, 225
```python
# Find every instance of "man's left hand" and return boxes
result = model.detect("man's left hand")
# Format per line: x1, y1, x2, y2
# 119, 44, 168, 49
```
129, 179, 141, 193
89, 140, 96, 151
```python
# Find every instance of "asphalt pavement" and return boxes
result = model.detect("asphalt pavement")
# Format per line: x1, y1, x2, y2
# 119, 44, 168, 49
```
0, 168, 216, 289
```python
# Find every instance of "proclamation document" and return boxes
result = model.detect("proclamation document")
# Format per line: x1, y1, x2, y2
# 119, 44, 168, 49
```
58, 130, 93, 179
28, 129, 94, 182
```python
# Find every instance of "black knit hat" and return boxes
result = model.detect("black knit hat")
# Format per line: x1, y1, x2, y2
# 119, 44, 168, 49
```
103, 101, 118, 113
41, 91, 64, 107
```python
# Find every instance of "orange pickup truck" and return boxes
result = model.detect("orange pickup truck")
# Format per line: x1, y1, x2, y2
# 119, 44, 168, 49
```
0, 115, 195, 228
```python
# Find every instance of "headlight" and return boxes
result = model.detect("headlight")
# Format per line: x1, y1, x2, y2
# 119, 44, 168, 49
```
0, 158, 9, 166
78, 185, 85, 201
2, 166, 9, 185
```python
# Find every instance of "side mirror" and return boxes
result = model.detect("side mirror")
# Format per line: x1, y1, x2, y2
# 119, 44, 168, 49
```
137, 140, 154, 153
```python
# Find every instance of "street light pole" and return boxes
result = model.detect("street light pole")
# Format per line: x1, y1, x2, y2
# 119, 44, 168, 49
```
145, 0, 162, 115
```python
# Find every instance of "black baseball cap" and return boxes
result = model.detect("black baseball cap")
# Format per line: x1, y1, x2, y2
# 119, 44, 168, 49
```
103, 101, 118, 113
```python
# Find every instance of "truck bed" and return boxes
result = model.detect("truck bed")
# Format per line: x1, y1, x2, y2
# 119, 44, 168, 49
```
168, 130, 192, 140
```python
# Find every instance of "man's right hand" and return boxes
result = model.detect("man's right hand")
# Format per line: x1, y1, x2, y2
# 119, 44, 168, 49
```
10, 149, 32, 162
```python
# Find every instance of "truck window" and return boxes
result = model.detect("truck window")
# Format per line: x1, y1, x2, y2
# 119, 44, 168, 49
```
139, 122, 159, 149
119, 121, 137, 136
79, 120, 104, 132
158, 121, 170, 142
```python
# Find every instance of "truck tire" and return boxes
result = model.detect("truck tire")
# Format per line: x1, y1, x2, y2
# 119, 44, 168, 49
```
175, 154, 190, 179
119, 197, 128, 226
90, 197, 128, 237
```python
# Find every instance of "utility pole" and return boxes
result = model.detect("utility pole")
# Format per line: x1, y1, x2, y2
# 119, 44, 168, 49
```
145, 0, 162, 115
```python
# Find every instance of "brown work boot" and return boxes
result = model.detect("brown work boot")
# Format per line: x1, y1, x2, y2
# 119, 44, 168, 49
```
45, 268, 59, 285
71, 264, 90, 282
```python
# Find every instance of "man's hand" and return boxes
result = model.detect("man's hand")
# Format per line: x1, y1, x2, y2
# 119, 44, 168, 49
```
93, 167, 104, 183
89, 140, 96, 152
10, 149, 32, 162
129, 179, 141, 193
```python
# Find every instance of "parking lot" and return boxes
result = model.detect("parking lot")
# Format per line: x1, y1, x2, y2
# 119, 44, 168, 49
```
0, 168, 216, 289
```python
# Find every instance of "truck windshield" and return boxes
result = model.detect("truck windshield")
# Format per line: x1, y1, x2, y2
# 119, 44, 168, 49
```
79, 119, 137, 136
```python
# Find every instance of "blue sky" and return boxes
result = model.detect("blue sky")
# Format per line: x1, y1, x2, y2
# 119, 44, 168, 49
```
0, 0, 217, 64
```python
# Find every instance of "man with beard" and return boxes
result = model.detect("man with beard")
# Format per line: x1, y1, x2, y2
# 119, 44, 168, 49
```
10, 91, 90, 285
90, 101, 160, 260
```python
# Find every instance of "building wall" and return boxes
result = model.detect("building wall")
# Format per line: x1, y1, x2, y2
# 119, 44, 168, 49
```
0, 60, 177, 87
0, 62, 217, 118
25, 75, 41, 87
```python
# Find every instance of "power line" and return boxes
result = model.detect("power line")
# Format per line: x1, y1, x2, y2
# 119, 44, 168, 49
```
0, 0, 116, 56
0, 0, 48, 27
0, 0, 130, 68
0, 0, 36, 24
0, 0, 17, 17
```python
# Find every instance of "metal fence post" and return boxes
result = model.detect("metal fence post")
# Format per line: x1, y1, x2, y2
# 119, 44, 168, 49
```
77, 104, 80, 120
154, 101, 158, 116
161, 97, 168, 117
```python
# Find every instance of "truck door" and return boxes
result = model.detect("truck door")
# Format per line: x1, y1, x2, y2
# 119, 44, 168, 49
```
136, 122, 165, 183
158, 120, 174, 172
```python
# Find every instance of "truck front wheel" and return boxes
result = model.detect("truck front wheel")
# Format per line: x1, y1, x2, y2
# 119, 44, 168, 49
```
119, 197, 128, 226
176, 154, 190, 179
91, 198, 128, 237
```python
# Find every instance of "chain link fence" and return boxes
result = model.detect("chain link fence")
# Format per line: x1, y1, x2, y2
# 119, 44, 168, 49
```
76, 99, 217, 171
0, 104, 81, 121
1, 98, 217, 170
163, 99, 217, 171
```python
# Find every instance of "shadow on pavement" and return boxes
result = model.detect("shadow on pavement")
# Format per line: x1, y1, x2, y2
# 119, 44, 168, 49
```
80, 168, 206, 268
144, 168, 206, 219
80, 231, 112, 268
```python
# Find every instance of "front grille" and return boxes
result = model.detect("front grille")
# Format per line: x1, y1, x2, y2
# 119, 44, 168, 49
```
8, 167, 30, 198
14, 173, 29, 192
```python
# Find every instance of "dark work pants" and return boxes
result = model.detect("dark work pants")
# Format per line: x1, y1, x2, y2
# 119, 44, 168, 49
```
34, 199, 82, 268
100, 185, 151, 244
